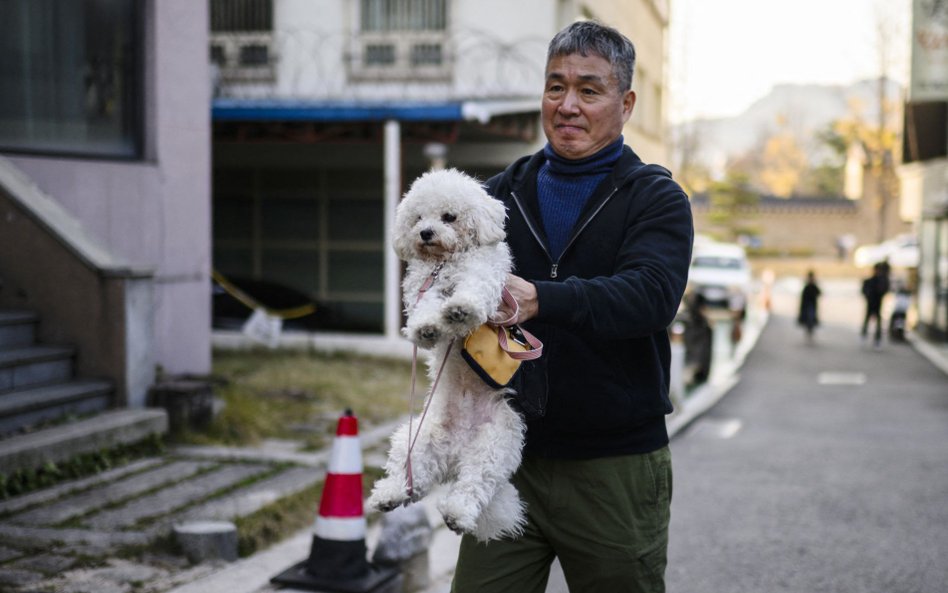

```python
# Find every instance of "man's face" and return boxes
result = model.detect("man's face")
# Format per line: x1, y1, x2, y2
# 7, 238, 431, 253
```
542, 52, 636, 160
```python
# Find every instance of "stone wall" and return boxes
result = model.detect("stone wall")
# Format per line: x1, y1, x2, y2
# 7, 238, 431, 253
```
691, 192, 912, 257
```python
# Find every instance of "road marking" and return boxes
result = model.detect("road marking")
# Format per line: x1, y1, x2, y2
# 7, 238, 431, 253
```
690, 418, 743, 439
817, 372, 867, 386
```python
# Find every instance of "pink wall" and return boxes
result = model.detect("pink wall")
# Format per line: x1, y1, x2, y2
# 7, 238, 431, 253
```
7, 0, 212, 376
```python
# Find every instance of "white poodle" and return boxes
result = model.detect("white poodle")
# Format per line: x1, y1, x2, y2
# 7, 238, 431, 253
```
367, 168, 528, 542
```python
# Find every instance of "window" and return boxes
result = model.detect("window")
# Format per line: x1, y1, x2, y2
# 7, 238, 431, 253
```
210, 0, 274, 85
350, 0, 450, 81
0, 0, 143, 158
360, 0, 446, 31
210, 0, 272, 32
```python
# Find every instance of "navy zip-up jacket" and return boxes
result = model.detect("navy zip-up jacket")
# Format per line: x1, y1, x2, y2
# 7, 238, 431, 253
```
486, 145, 694, 459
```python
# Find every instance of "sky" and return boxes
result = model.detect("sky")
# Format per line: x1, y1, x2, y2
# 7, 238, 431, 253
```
668, 0, 913, 123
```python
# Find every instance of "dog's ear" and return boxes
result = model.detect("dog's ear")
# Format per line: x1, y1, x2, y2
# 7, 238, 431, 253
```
471, 195, 507, 246
393, 233, 414, 261
392, 200, 416, 261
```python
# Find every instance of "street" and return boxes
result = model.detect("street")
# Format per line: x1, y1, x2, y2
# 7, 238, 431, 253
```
666, 278, 948, 592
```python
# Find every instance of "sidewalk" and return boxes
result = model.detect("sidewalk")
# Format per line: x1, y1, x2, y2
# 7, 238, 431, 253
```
907, 331, 948, 377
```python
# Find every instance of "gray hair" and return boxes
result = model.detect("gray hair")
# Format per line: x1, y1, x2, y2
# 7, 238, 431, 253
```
547, 20, 636, 92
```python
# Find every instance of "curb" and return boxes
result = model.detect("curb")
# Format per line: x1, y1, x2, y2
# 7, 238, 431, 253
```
667, 308, 768, 438
906, 332, 948, 377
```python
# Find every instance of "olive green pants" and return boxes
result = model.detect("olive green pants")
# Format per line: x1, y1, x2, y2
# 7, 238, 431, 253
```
451, 446, 672, 593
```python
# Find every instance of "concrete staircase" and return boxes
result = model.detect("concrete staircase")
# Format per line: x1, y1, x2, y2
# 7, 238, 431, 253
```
0, 309, 111, 436
0, 309, 167, 474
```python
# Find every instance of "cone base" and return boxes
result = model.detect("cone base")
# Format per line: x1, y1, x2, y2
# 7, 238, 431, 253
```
270, 559, 401, 593
307, 536, 369, 580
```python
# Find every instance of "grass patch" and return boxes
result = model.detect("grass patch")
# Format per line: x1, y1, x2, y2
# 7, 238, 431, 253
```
176, 349, 422, 448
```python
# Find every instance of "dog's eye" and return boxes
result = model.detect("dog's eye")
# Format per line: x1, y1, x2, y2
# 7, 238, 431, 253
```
441, 213, 457, 223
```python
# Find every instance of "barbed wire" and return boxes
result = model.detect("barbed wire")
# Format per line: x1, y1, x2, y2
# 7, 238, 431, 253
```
212, 26, 549, 101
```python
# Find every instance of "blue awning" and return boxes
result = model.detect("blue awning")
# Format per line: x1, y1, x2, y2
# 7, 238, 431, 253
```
212, 98, 539, 123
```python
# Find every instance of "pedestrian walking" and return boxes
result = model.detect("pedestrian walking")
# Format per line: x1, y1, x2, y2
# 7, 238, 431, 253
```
453, 20, 693, 593
798, 270, 821, 343
861, 262, 890, 348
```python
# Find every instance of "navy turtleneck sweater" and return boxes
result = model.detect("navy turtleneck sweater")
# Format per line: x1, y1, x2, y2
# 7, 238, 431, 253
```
537, 136, 624, 260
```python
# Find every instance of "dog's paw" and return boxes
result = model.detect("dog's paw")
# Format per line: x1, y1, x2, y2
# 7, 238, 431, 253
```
438, 496, 479, 535
375, 498, 407, 513
368, 480, 410, 512
411, 323, 442, 348
443, 303, 473, 325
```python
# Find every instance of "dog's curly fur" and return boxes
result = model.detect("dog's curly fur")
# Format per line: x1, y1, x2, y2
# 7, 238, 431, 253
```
367, 168, 527, 542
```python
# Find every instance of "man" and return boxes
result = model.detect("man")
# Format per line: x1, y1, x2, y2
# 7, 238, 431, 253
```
451, 20, 694, 593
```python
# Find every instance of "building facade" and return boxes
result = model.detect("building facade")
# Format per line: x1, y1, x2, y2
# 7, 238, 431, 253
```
898, 0, 948, 341
0, 0, 212, 404
210, 0, 672, 346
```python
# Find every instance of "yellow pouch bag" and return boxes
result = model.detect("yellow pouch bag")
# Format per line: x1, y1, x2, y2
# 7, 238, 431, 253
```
462, 323, 542, 388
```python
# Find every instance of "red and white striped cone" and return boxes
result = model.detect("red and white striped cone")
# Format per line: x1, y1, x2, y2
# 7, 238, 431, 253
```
306, 408, 367, 580
271, 409, 400, 592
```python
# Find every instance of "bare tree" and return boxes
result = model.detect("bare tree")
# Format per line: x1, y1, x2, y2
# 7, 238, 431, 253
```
870, 0, 910, 241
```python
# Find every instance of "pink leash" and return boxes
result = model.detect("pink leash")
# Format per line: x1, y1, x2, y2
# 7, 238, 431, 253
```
491, 287, 543, 361
404, 269, 543, 497
406, 264, 447, 497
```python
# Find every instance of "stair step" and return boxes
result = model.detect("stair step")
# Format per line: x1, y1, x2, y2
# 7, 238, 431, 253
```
0, 345, 74, 393
0, 408, 169, 474
0, 310, 38, 349
0, 379, 113, 437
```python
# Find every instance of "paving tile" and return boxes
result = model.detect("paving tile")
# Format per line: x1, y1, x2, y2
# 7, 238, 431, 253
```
0, 544, 23, 563
0, 567, 44, 587
10, 460, 214, 526
0, 523, 151, 548
84, 463, 269, 530
9, 552, 78, 575
0, 457, 164, 516
173, 465, 321, 523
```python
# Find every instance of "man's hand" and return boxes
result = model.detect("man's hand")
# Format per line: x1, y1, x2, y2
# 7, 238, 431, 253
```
492, 274, 538, 324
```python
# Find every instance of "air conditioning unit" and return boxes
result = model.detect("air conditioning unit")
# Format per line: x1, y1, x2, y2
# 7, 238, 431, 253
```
349, 32, 450, 81
210, 33, 276, 84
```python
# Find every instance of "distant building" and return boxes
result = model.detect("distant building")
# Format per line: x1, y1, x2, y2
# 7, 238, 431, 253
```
899, 101, 947, 341
209, 0, 672, 348
898, 0, 948, 341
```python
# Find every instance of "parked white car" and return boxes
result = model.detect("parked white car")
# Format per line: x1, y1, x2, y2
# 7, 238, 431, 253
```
687, 241, 753, 311
853, 234, 919, 269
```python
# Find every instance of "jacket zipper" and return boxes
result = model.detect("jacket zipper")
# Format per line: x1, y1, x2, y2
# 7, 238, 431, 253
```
510, 191, 555, 275
511, 187, 620, 279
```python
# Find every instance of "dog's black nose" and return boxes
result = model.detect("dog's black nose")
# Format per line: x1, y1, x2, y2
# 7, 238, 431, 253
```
420, 229, 434, 242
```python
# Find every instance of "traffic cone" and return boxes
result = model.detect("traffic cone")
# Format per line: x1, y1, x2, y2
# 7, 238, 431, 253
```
271, 409, 400, 593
